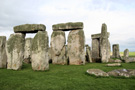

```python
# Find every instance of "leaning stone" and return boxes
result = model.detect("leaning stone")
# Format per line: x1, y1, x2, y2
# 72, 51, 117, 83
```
85, 45, 92, 63
24, 38, 32, 64
0, 36, 7, 68
14, 24, 46, 33
6, 33, 25, 70
50, 31, 67, 65
112, 44, 120, 58
100, 23, 110, 63
106, 63, 121, 67
67, 29, 85, 65
31, 31, 49, 71
87, 69, 109, 77
52, 22, 83, 31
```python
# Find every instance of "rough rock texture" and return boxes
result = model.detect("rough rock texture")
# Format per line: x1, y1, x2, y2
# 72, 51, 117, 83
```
112, 44, 120, 58
125, 57, 135, 63
52, 22, 83, 31
6, 33, 25, 70
48, 47, 52, 63
0, 36, 7, 68
31, 31, 49, 71
24, 38, 32, 64
14, 24, 46, 33
100, 23, 110, 63
67, 29, 85, 65
91, 38, 101, 62
108, 69, 135, 77
124, 49, 129, 62
85, 45, 92, 63
87, 69, 109, 77
50, 31, 67, 65
106, 63, 121, 67
114, 59, 122, 63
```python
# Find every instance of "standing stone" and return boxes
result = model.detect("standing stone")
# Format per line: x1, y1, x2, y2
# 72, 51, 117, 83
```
31, 31, 49, 71
124, 49, 129, 62
50, 31, 67, 65
85, 45, 92, 63
100, 23, 110, 63
112, 44, 120, 58
0, 36, 7, 68
67, 29, 85, 65
24, 38, 32, 64
6, 33, 25, 70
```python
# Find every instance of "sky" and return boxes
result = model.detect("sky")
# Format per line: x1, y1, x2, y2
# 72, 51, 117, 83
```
0, 0, 135, 51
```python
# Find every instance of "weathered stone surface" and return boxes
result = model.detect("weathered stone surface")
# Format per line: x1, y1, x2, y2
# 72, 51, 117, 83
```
91, 38, 101, 62
112, 44, 120, 58
6, 33, 25, 70
0, 36, 7, 68
24, 38, 32, 64
114, 59, 122, 63
50, 31, 67, 65
14, 24, 46, 33
106, 63, 121, 67
31, 31, 49, 71
52, 22, 83, 31
123, 49, 129, 62
48, 47, 52, 63
87, 69, 109, 77
108, 69, 135, 77
100, 23, 110, 63
67, 29, 85, 65
85, 45, 92, 63
91, 33, 110, 39
125, 57, 135, 63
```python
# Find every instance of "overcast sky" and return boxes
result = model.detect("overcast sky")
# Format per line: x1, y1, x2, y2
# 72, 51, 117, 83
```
0, 0, 135, 51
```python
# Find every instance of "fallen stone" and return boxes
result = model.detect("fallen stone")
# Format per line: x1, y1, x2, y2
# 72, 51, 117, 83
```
114, 59, 122, 63
52, 22, 83, 31
50, 31, 67, 65
125, 57, 135, 63
67, 29, 85, 65
87, 69, 109, 77
6, 33, 25, 70
31, 31, 49, 71
112, 44, 120, 58
24, 38, 32, 64
0, 36, 7, 68
106, 63, 121, 67
108, 69, 135, 77
14, 24, 46, 33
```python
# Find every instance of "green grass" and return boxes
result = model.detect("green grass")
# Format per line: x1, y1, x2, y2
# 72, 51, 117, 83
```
0, 63, 135, 90
120, 52, 135, 57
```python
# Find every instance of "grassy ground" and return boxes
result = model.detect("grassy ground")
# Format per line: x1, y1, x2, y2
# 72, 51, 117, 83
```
0, 63, 135, 90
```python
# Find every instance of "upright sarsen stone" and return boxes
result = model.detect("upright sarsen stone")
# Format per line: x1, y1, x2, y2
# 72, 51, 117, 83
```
67, 29, 85, 65
31, 31, 49, 71
85, 45, 92, 63
50, 31, 67, 65
113, 44, 120, 58
24, 38, 32, 63
0, 36, 7, 68
100, 23, 110, 63
6, 33, 25, 70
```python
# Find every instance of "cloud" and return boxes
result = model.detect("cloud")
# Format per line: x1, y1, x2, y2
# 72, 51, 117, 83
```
0, 0, 135, 51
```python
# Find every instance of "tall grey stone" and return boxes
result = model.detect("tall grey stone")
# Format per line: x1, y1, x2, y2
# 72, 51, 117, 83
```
100, 23, 110, 63
0, 36, 7, 68
67, 29, 85, 65
113, 44, 120, 58
50, 31, 67, 65
124, 49, 129, 62
24, 38, 32, 64
6, 33, 25, 70
85, 45, 92, 63
31, 31, 49, 71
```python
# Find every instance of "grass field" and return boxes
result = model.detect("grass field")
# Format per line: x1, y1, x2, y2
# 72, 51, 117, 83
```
120, 52, 135, 57
0, 63, 135, 90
